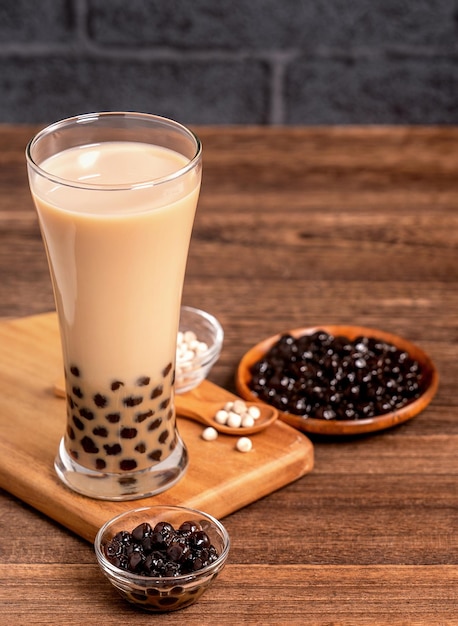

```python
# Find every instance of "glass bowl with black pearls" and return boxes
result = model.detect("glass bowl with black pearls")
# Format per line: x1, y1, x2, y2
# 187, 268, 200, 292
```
175, 306, 224, 393
94, 504, 230, 612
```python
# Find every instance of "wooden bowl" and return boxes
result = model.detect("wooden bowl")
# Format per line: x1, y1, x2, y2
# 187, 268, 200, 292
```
236, 325, 439, 436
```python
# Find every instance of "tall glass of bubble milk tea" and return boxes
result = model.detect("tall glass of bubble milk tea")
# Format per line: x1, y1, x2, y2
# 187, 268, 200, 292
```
26, 112, 202, 500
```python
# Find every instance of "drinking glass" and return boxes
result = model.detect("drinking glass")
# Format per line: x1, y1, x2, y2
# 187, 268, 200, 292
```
26, 112, 202, 500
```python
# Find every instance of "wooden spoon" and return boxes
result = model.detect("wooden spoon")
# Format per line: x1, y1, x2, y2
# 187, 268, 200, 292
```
174, 391, 278, 435
53, 378, 278, 436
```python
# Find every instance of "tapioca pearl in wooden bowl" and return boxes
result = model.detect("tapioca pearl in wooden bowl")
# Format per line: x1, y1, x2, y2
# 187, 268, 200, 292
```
236, 325, 439, 436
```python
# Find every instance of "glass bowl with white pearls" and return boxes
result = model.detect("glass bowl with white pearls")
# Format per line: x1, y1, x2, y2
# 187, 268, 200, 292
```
175, 306, 224, 394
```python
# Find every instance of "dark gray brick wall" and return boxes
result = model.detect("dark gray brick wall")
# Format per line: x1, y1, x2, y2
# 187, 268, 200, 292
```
0, 0, 457, 125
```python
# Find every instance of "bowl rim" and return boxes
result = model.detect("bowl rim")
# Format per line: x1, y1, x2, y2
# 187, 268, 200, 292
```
180, 306, 224, 341
236, 324, 439, 436
178, 306, 224, 368
94, 504, 230, 584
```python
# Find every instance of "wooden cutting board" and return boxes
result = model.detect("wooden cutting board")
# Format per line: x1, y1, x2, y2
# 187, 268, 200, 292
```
0, 312, 313, 542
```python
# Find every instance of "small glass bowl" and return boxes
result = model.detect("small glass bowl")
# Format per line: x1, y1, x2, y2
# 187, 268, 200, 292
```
175, 306, 224, 393
94, 505, 230, 612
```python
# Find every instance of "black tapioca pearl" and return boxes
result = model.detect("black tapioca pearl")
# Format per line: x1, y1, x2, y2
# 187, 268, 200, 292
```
70, 449, 79, 460
123, 395, 143, 407
151, 385, 163, 399
81, 436, 99, 454
105, 412, 121, 423
72, 415, 85, 431
167, 408, 174, 421
120, 459, 137, 471
67, 395, 75, 410
135, 409, 154, 423
103, 443, 122, 456
104, 524, 220, 580
93, 426, 108, 438
79, 408, 94, 420
135, 442, 147, 453
159, 596, 180, 607
160, 397, 171, 410
67, 424, 75, 440
120, 427, 137, 439
148, 417, 162, 431
159, 430, 169, 444
70, 365, 80, 377
163, 362, 172, 377
95, 458, 106, 470
111, 380, 124, 391
171, 369, 175, 385
94, 393, 108, 408
189, 586, 202, 595
131, 591, 148, 602
148, 449, 162, 461
72, 386, 83, 399
118, 475, 137, 487
169, 437, 177, 451
170, 585, 185, 596
250, 331, 428, 420
136, 376, 150, 386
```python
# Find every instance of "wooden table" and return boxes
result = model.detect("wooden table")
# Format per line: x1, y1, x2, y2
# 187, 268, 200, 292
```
1, 125, 457, 625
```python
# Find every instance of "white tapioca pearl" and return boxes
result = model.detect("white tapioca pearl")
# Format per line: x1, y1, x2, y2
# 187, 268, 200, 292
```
227, 412, 242, 428
248, 405, 261, 420
177, 346, 185, 357
180, 349, 195, 362
183, 330, 197, 343
214, 409, 229, 424
202, 427, 218, 441
223, 401, 234, 412
232, 399, 247, 414
236, 437, 252, 452
196, 341, 208, 354
241, 415, 255, 428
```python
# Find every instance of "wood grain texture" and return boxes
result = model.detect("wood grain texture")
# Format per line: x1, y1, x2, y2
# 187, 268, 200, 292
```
0, 312, 312, 542
1, 125, 457, 624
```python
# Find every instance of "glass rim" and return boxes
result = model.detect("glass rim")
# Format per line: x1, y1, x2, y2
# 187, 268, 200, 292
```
25, 111, 202, 192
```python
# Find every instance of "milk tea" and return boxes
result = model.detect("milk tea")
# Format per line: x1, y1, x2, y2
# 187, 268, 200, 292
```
31, 141, 201, 474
